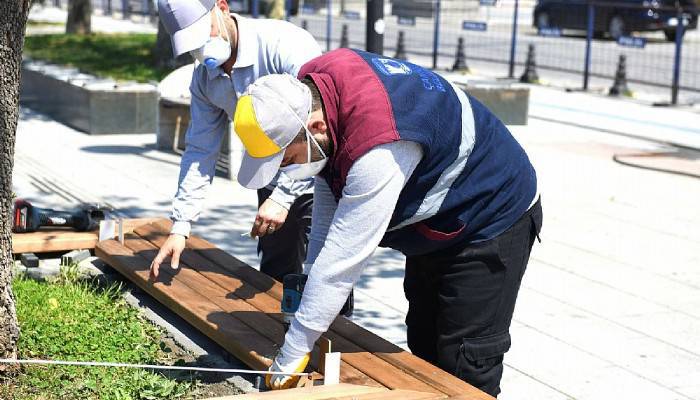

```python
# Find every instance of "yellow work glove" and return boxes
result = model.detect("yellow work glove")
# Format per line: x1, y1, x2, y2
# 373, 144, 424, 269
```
265, 351, 310, 390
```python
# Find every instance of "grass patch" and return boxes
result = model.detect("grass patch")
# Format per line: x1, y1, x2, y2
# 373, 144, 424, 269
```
24, 33, 172, 82
0, 272, 194, 400
27, 20, 65, 27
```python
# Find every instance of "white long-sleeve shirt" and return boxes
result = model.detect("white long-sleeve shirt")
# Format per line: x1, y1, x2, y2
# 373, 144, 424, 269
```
282, 140, 424, 360
170, 14, 321, 237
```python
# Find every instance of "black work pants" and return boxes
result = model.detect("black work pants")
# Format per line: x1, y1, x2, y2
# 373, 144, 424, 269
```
404, 199, 542, 397
257, 188, 354, 317
256, 188, 313, 282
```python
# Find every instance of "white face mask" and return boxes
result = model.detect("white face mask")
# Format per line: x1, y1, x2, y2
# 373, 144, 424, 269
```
280, 110, 328, 180
190, 8, 231, 69
280, 131, 328, 180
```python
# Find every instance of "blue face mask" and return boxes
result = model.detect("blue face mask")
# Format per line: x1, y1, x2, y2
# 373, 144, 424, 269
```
190, 9, 231, 69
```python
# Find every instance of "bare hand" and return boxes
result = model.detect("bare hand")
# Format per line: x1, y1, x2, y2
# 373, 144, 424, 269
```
251, 198, 288, 238
149, 234, 186, 282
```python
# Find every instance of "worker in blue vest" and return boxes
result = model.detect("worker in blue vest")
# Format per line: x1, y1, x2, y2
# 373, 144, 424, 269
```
232, 49, 542, 396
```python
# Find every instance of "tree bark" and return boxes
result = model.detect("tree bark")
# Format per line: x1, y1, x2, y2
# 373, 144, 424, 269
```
0, 0, 29, 369
66, 0, 91, 34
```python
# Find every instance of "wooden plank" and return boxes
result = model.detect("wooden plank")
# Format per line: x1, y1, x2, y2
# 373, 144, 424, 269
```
12, 230, 97, 254
120, 233, 379, 388
95, 239, 276, 371
208, 384, 388, 399
11, 217, 160, 254
332, 389, 446, 400
330, 319, 495, 400
147, 220, 486, 398
132, 224, 429, 390
133, 220, 492, 398
121, 233, 287, 343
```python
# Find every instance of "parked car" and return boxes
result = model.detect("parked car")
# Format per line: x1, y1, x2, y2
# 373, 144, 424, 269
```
228, 0, 301, 16
533, 0, 699, 41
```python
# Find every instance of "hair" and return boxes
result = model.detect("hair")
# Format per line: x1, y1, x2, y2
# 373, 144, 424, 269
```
291, 77, 324, 144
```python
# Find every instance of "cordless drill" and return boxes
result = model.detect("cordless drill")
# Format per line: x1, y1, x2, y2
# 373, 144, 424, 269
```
12, 199, 109, 233
281, 273, 307, 332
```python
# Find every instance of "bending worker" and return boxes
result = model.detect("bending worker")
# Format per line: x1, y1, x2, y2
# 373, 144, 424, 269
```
232, 49, 543, 396
149, 0, 320, 283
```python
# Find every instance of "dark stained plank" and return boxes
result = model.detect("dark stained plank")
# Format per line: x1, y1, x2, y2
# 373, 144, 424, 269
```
133, 224, 428, 390
95, 239, 275, 371
123, 232, 378, 388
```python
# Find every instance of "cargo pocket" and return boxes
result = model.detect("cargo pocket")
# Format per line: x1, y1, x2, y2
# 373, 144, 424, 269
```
455, 331, 511, 396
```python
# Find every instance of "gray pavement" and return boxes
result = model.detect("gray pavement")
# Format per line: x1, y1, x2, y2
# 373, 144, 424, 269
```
13, 82, 700, 398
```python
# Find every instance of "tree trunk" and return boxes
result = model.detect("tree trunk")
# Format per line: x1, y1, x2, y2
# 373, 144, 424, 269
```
153, 19, 193, 70
0, 0, 29, 369
66, 0, 91, 34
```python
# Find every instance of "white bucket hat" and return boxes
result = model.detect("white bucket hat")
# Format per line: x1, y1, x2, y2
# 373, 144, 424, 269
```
233, 74, 312, 189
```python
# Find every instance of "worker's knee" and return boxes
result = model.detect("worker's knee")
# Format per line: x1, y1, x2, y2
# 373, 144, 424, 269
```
442, 331, 511, 397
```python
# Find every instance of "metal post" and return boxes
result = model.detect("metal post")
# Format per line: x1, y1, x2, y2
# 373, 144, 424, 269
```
122, 0, 129, 19
326, 0, 332, 52
671, 5, 684, 105
508, 0, 519, 78
148, 0, 156, 22
367, 0, 384, 54
252, 0, 259, 19
583, 2, 594, 90
432, 0, 441, 69
285, 0, 291, 21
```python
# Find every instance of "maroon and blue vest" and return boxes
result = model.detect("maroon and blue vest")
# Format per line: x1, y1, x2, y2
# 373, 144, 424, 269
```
298, 49, 537, 256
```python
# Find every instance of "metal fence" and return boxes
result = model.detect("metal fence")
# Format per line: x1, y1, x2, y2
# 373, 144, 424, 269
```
51, 0, 699, 103
285, 0, 699, 104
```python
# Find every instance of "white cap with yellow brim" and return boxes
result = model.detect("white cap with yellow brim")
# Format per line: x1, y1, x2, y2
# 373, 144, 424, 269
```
233, 74, 312, 189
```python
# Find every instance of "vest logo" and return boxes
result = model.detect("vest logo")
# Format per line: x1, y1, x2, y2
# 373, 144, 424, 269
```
372, 58, 412, 76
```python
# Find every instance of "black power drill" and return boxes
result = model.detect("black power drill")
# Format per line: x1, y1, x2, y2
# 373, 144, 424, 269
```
12, 199, 110, 233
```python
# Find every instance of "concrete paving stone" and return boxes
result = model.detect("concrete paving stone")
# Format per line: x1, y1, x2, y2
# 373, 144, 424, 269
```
24, 261, 61, 281
617, 310, 700, 358
515, 289, 700, 392
574, 364, 692, 400
677, 383, 700, 400
521, 260, 669, 319
506, 324, 614, 399
542, 215, 700, 280
610, 337, 700, 397
507, 324, 693, 400
532, 240, 700, 317
500, 365, 574, 400
528, 87, 700, 149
